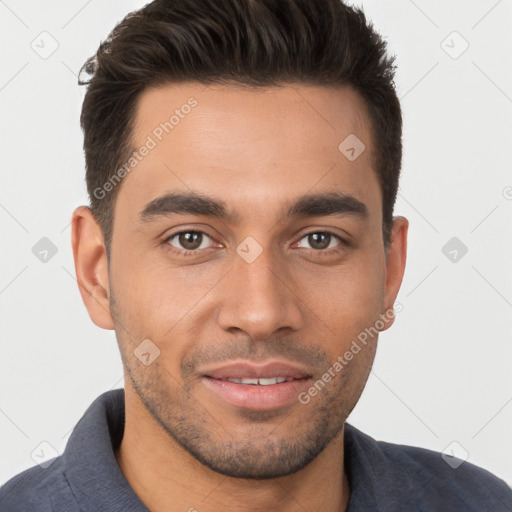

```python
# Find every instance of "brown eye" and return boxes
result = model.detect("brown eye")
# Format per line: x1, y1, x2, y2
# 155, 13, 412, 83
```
297, 231, 344, 251
164, 231, 213, 252
308, 233, 330, 250
178, 232, 202, 250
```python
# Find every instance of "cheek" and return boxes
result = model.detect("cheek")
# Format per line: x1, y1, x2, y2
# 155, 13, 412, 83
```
113, 257, 222, 339
295, 253, 386, 337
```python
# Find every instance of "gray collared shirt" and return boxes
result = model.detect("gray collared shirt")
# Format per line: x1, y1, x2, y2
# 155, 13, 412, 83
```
1, 388, 511, 511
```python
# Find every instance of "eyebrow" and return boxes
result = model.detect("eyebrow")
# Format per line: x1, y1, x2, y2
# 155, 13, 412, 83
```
138, 191, 368, 224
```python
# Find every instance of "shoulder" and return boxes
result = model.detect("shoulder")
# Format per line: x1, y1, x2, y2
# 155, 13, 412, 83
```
0, 456, 78, 512
383, 439, 510, 494
344, 423, 512, 511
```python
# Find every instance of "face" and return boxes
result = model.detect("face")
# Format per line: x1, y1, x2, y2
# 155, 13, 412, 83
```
74, 82, 407, 479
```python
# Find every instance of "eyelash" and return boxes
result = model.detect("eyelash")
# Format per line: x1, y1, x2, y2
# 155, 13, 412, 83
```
162, 229, 348, 257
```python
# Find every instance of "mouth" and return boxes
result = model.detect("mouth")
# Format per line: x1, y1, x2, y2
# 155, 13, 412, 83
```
201, 373, 312, 410
212, 376, 298, 385
198, 360, 313, 410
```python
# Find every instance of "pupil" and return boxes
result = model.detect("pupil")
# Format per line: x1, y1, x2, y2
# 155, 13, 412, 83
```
179, 232, 202, 250
310, 233, 329, 250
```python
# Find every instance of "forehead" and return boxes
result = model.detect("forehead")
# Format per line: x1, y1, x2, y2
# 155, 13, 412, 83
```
116, 82, 381, 225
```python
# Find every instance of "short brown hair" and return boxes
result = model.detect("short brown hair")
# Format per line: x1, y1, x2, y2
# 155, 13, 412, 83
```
79, 0, 402, 256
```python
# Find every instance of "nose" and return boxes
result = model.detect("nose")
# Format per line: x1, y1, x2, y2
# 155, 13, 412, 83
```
216, 243, 304, 340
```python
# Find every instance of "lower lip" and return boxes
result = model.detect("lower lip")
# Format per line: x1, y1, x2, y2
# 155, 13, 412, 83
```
201, 377, 312, 411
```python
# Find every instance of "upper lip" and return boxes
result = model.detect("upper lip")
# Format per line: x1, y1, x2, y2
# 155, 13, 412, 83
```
201, 361, 312, 380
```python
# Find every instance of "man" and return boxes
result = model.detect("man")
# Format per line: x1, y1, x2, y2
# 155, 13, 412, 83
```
1, 0, 511, 510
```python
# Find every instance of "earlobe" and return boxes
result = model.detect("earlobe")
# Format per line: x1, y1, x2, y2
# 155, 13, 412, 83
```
71, 206, 115, 330
380, 216, 408, 331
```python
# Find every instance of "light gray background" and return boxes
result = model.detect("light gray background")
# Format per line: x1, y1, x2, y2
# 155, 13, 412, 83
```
1, 0, 511, 488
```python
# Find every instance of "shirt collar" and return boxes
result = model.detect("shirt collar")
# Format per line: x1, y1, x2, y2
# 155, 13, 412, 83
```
62, 388, 149, 511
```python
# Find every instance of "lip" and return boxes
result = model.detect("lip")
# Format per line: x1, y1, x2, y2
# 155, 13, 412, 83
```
200, 361, 312, 380
199, 360, 313, 411
201, 376, 312, 410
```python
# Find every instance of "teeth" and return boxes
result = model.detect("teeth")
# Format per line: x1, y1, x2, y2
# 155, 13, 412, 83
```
225, 377, 292, 385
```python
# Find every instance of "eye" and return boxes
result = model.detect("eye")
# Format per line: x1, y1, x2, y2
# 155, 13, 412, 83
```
163, 230, 214, 253
295, 231, 346, 252
162, 229, 348, 257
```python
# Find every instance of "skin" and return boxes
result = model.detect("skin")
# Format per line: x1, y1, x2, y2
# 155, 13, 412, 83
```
71, 82, 408, 512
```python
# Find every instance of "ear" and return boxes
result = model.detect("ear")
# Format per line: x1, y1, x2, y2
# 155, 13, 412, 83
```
71, 206, 114, 330
379, 216, 408, 331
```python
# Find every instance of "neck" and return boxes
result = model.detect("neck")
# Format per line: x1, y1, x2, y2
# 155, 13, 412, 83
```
115, 388, 350, 512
